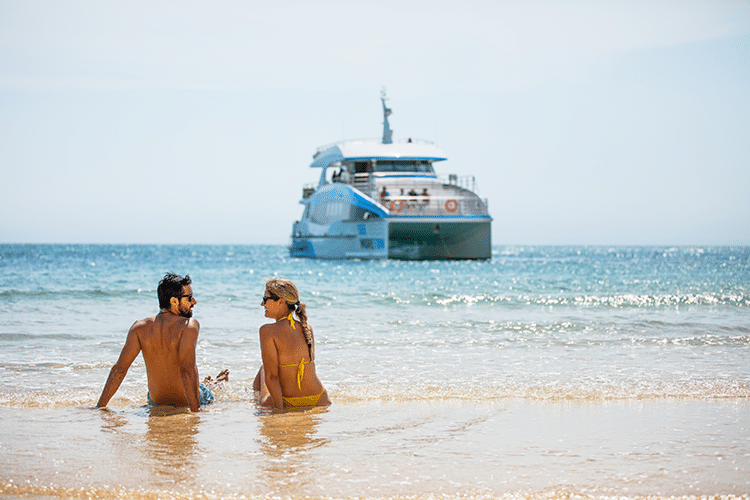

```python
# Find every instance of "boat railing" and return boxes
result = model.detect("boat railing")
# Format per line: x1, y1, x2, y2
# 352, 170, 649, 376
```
352, 173, 375, 194
344, 173, 478, 192
381, 195, 489, 217
307, 175, 489, 216
439, 174, 478, 193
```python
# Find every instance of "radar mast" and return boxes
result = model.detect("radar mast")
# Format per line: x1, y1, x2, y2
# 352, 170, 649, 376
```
381, 89, 393, 144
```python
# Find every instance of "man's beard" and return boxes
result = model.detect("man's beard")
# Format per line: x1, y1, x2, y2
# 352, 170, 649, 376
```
179, 306, 193, 318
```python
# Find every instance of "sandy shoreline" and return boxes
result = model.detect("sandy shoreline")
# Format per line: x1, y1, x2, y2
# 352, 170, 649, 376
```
1, 398, 748, 499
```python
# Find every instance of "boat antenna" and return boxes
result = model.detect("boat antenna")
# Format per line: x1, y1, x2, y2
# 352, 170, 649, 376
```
381, 88, 393, 144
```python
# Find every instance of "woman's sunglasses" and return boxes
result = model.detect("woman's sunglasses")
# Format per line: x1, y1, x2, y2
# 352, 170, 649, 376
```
262, 295, 279, 304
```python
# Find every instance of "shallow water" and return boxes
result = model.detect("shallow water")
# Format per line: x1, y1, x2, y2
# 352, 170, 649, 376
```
1, 244, 748, 499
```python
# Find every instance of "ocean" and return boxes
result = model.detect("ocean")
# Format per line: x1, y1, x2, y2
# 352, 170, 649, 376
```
0, 244, 748, 500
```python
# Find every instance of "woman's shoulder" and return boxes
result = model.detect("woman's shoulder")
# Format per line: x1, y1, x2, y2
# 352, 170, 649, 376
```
259, 322, 280, 337
259, 321, 296, 336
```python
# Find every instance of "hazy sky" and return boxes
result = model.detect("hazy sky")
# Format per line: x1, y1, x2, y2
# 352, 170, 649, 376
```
2, 0, 749, 246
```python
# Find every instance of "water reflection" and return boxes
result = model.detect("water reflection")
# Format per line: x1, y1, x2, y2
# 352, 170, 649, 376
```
98, 405, 202, 490
98, 408, 130, 433
143, 406, 201, 486
258, 407, 329, 495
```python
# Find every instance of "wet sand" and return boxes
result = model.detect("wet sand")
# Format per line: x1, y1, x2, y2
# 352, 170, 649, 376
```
1, 397, 748, 499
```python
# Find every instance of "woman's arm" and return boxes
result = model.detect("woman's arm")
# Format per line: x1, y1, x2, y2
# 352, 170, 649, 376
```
259, 325, 284, 409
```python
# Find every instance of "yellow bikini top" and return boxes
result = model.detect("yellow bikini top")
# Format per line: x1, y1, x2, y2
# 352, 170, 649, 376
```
278, 313, 311, 390
279, 358, 311, 390
285, 313, 296, 329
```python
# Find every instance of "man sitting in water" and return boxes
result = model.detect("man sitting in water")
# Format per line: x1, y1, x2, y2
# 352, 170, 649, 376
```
96, 273, 228, 412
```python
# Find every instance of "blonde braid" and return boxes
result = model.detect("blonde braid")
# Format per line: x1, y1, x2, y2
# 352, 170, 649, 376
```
295, 301, 314, 360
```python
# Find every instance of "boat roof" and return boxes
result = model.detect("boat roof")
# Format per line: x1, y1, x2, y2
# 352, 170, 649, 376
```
311, 140, 447, 168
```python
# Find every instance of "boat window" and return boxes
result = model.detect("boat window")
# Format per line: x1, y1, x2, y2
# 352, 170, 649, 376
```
309, 201, 379, 224
417, 161, 434, 173
310, 201, 351, 225
352, 206, 379, 220
354, 162, 369, 174
374, 160, 434, 173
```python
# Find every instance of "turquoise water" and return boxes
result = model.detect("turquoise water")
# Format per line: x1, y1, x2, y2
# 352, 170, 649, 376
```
1, 244, 748, 499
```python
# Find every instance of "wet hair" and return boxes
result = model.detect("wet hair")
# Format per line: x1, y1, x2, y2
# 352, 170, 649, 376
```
157, 273, 192, 309
265, 278, 314, 359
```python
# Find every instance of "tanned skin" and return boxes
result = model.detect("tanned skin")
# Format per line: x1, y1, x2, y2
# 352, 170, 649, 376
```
257, 294, 330, 409
96, 284, 227, 412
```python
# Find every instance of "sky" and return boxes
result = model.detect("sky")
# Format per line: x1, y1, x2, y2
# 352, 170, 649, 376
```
1, 0, 749, 246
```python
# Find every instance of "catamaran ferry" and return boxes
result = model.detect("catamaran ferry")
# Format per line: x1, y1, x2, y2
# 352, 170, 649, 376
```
289, 92, 492, 260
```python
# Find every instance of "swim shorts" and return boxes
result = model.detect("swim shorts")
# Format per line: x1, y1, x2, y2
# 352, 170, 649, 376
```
147, 384, 214, 406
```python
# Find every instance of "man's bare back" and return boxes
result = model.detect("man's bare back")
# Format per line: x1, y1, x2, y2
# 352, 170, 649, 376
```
140, 311, 201, 406
96, 274, 228, 412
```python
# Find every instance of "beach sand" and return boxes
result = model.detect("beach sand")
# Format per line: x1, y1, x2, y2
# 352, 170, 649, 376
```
1, 395, 748, 499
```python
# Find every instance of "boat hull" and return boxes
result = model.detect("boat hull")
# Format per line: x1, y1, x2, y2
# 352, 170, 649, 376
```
290, 217, 491, 260
388, 219, 491, 260
290, 220, 389, 259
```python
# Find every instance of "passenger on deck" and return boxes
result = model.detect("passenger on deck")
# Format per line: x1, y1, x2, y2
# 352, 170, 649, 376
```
408, 188, 418, 207
380, 186, 389, 203
420, 188, 430, 209
340, 168, 350, 183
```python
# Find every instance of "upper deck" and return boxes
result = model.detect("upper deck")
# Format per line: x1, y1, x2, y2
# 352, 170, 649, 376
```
312, 138, 447, 170
302, 92, 491, 219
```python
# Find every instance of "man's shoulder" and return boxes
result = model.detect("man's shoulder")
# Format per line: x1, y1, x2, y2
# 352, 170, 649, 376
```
185, 317, 200, 332
130, 314, 199, 332
174, 316, 200, 336
130, 315, 157, 330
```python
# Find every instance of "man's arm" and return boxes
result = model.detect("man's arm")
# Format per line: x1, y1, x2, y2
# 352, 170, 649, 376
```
96, 323, 142, 408
260, 325, 284, 409
178, 319, 201, 412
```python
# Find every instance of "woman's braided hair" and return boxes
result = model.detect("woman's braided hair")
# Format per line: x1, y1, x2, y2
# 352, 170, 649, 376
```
265, 278, 314, 360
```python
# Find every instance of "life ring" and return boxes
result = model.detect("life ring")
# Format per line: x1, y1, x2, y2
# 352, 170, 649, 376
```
445, 199, 458, 212
390, 200, 405, 212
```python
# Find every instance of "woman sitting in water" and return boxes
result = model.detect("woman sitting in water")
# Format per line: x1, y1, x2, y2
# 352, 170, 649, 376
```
253, 278, 331, 409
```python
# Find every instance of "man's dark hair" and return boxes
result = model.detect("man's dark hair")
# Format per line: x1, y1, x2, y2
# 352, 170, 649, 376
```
157, 273, 192, 309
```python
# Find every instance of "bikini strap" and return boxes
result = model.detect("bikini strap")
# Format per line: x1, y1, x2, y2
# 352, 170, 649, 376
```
285, 312, 296, 329
296, 358, 305, 390
279, 357, 311, 390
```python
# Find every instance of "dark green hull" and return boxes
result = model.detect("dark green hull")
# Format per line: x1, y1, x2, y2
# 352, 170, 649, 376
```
388, 219, 492, 260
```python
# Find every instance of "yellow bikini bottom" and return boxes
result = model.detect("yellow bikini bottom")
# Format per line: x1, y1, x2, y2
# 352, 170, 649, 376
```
283, 392, 323, 407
